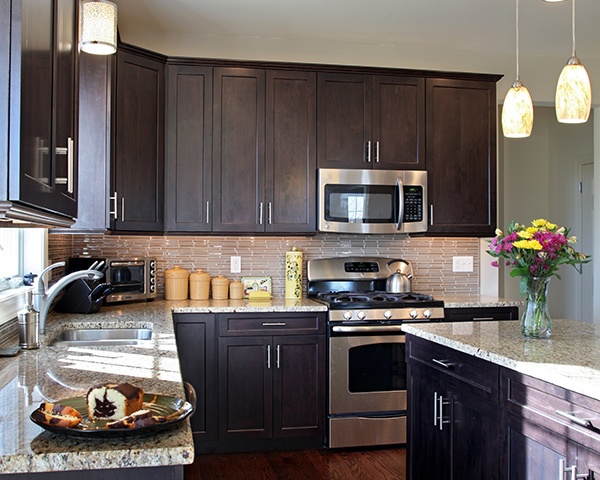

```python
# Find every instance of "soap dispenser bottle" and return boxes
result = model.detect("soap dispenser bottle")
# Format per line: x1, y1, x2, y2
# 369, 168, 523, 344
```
18, 290, 40, 349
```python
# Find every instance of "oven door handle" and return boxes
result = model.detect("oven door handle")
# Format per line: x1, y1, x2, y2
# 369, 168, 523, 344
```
331, 325, 406, 333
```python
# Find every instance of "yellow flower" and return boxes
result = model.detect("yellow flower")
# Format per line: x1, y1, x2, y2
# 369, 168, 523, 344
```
518, 230, 533, 239
532, 219, 548, 228
513, 239, 543, 250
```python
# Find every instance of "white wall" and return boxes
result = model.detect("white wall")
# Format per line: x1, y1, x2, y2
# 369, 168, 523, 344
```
499, 106, 594, 321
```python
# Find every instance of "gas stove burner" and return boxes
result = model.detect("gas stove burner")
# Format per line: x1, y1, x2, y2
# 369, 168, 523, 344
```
317, 290, 435, 304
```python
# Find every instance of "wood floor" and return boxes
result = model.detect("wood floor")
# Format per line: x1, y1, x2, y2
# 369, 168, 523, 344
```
184, 447, 407, 480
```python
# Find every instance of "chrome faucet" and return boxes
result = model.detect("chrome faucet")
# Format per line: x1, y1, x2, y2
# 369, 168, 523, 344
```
33, 261, 105, 334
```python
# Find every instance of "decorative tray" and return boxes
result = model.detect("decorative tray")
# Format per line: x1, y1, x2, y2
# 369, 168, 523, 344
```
241, 276, 272, 298
30, 393, 193, 438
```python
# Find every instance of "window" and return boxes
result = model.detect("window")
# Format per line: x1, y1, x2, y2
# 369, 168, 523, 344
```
0, 229, 20, 278
0, 228, 47, 326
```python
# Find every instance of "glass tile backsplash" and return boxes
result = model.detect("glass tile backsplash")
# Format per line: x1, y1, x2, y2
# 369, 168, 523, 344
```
48, 233, 482, 298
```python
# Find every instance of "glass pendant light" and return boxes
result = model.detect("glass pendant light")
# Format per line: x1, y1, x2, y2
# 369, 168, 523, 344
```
502, 0, 534, 138
80, 0, 118, 55
555, 0, 591, 123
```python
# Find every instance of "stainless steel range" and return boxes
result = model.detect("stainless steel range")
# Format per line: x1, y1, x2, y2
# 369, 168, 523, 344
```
307, 256, 445, 449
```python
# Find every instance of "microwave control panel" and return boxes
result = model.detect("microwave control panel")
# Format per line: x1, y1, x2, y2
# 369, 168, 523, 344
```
403, 186, 424, 223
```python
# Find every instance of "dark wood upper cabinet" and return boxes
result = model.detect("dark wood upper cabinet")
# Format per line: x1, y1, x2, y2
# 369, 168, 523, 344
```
165, 64, 213, 232
265, 70, 316, 233
111, 47, 165, 232
4, 0, 78, 220
212, 67, 265, 233
426, 78, 497, 236
317, 73, 425, 170
213, 67, 316, 233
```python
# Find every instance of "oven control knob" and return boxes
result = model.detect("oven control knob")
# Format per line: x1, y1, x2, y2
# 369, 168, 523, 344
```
384, 310, 393, 319
410, 309, 419, 319
343, 311, 353, 321
424, 309, 432, 318
357, 311, 366, 320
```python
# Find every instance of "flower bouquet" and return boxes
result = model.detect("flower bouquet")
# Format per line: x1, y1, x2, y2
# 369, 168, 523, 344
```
487, 218, 590, 338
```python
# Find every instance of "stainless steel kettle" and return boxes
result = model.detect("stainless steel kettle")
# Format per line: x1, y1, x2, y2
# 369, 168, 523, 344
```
385, 259, 413, 293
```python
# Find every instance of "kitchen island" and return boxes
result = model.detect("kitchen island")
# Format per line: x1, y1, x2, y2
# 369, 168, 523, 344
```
0, 297, 325, 477
403, 319, 600, 480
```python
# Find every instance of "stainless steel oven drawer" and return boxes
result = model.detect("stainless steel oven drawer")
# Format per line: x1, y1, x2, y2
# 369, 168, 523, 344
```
329, 415, 407, 448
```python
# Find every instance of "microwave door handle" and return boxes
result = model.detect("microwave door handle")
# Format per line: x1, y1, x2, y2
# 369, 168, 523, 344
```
396, 177, 404, 230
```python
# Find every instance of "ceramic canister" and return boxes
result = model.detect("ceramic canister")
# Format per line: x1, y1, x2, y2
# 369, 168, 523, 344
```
190, 269, 211, 300
165, 266, 189, 300
229, 280, 243, 300
285, 247, 303, 299
211, 275, 230, 300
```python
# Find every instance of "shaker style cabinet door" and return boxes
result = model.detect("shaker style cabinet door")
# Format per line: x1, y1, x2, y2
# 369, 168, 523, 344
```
112, 48, 165, 231
165, 64, 213, 232
425, 77, 497, 236
212, 67, 265, 232
317, 73, 425, 170
173, 314, 218, 447
265, 70, 316, 233
372, 75, 425, 170
317, 73, 372, 169
218, 336, 273, 440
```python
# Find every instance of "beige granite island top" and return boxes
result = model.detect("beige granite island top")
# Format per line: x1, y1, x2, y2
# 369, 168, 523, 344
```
402, 319, 600, 401
441, 294, 523, 308
0, 297, 325, 475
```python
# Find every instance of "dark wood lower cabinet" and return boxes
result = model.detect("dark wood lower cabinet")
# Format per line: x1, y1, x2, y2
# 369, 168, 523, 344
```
407, 335, 499, 480
408, 335, 600, 480
503, 413, 567, 480
173, 314, 217, 447
174, 312, 325, 454
218, 333, 325, 450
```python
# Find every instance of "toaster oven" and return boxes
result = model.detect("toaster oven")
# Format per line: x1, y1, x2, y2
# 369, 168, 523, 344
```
105, 258, 157, 303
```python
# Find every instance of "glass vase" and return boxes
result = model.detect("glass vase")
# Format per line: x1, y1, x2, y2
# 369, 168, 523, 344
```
521, 276, 552, 338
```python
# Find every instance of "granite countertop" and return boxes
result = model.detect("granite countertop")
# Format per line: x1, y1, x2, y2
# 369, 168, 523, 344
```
0, 297, 325, 475
441, 294, 523, 308
402, 319, 600, 401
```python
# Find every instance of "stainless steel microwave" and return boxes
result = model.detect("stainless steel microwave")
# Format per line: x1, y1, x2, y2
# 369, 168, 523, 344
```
318, 168, 428, 235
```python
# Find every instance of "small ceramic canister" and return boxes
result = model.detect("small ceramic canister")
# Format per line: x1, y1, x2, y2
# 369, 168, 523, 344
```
229, 280, 243, 300
190, 269, 211, 300
165, 266, 189, 300
211, 275, 230, 300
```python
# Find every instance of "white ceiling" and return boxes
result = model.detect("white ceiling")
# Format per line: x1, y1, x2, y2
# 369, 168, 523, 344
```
115, 0, 600, 104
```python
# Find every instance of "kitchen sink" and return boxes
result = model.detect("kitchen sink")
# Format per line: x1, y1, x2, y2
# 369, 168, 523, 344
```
49, 327, 153, 346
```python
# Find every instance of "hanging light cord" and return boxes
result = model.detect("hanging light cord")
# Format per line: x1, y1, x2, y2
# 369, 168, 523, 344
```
571, 0, 576, 57
515, 0, 520, 82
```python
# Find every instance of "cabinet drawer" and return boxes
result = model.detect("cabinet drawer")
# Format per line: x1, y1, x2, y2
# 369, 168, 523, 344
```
502, 368, 600, 446
218, 313, 325, 336
407, 335, 498, 397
